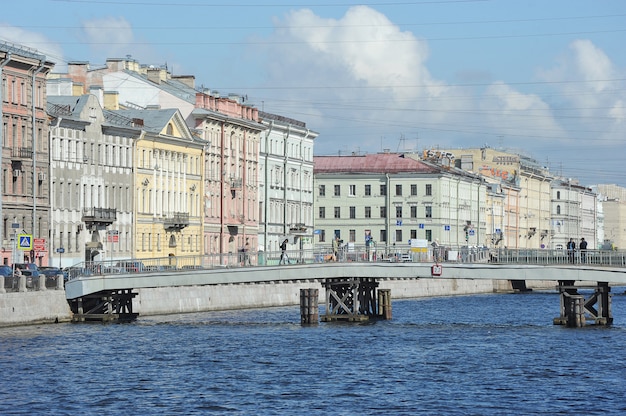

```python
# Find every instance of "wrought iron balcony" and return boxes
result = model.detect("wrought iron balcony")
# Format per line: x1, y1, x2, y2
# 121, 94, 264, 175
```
163, 212, 190, 231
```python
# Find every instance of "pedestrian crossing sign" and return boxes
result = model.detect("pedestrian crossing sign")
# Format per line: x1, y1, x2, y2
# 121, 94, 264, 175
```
18, 234, 32, 250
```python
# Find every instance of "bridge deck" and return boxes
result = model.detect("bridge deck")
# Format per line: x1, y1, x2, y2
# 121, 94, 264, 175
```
65, 261, 626, 300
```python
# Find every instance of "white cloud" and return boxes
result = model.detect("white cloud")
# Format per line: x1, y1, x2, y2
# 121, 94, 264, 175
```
268, 6, 444, 100
0, 25, 64, 66
81, 17, 134, 57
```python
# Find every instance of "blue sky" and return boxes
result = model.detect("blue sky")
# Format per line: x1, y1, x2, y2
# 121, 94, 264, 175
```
2, 0, 625, 187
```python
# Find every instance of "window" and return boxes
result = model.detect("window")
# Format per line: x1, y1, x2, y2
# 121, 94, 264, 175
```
380, 184, 386, 196
380, 206, 386, 218
319, 185, 325, 197
410, 206, 417, 218
349, 229, 356, 242
380, 229, 387, 243
425, 229, 432, 242
334, 207, 341, 218
556, 191, 561, 200
319, 230, 326, 242
411, 184, 417, 196
395, 184, 402, 196
410, 229, 417, 239
334, 230, 341, 240
425, 184, 432, 196
425, 206, 432, 218
349, 206, 356, 219
364, 184, 371, 196
334, 185, 340, 196
396, 206, 402, 218
319, 207, 326, 219
556, 205, 561, 215
365, 206, 371, 218
349, 185, 356, 197
395, 229, 402, 243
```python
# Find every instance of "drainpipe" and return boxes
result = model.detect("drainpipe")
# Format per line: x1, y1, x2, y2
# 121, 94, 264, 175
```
219, 120, 225, 263
49, 116, 62, 262
0, 52, 11, 245
31, 63, 45, 264
283, 125, 290, 237
263, 121, 274, 251
385, 173, 390, 251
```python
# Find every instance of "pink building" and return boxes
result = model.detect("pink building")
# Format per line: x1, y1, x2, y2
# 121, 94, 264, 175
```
1, 42, 54, 267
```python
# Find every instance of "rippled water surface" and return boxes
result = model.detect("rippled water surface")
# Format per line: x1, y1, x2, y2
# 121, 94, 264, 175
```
2, 290, 626, 415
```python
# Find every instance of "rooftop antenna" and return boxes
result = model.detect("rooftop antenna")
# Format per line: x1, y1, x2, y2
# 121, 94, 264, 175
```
397, 134, 406, 152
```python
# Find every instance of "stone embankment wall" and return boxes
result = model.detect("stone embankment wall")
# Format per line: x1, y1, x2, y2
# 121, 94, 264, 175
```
1, 278, 558, 327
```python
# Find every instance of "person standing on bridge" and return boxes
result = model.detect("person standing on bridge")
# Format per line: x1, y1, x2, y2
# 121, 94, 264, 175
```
567, 238, 576, 263
279, 238, 289, 265
579, 238, 588, 263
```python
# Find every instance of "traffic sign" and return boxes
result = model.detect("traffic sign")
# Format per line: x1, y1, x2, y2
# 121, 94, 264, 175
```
18, 234, 32, 250
56, 247, 65, 254
34, 238, 46, 251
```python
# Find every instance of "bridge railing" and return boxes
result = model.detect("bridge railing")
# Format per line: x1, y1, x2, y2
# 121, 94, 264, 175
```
63, 246, 626, 281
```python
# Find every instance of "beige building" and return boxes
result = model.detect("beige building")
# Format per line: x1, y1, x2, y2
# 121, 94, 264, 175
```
117, 108, 205, 260
434, 147, 553, 249
314, 153, 487, 251
597, 184, 626, 250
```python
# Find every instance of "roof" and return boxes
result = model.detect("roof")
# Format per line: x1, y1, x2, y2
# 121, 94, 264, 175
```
314, 153, 440, 174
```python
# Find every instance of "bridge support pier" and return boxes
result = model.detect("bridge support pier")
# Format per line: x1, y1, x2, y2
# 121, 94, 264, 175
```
300, 288, 319, 325
70, 289, 138, 323
554, 281, 613, 327
321, 277, 390, 322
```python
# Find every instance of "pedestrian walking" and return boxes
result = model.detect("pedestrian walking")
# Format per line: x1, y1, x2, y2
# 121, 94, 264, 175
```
279, 238, 289, 265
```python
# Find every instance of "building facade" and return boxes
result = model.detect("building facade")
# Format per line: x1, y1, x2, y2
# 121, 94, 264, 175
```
0, 42, 54, 266
435, 147, 553, 249
551, 180, 597, 249
48, 94, 139, 266
314, 153, 487, 253
258, 111, 317, 255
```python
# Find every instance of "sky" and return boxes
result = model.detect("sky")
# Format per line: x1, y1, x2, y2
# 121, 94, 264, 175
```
2, 0, 625, 188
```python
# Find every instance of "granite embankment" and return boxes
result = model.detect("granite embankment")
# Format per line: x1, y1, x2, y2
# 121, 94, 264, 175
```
1, 278, 554, 327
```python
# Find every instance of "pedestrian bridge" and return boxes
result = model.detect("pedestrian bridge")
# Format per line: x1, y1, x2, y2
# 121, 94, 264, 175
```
64, 248, 626, 326
65, 261, 626, 301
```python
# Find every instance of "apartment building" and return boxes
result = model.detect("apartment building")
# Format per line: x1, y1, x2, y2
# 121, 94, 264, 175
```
258, 111, 317, 255
431, 147, 553, 249
48, 94, 139, 266
0, 42, 54, 266
314, 153, 487, 251
551, 180, 597, 249
116, 108, 205, 259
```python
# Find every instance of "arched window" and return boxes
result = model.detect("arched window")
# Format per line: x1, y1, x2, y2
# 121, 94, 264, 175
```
556, 205, 561, 215
166, 123, 174, 135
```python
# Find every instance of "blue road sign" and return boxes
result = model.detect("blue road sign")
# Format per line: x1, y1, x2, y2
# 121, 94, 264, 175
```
18, 234, 32, 250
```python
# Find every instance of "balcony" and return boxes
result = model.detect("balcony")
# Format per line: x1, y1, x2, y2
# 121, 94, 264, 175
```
12, 147, 33, 159
82, 207, 117, 230
163, 212, 190, 231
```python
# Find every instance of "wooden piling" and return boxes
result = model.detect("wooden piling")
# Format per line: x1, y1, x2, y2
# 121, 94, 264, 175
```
300, 288, 319, 325
378, 289, 392, 320
567, 295, 586, 327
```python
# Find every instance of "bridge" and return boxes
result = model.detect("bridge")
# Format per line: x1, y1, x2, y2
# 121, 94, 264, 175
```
64, 248, 626, 327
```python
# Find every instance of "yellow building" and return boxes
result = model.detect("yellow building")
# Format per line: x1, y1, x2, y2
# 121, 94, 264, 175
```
116, 108, 205, 260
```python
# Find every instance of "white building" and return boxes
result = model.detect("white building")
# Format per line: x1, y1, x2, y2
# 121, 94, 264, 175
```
258, 112, 317, 255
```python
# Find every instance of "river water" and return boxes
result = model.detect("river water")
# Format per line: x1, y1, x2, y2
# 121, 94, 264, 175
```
2, 289, 626, 415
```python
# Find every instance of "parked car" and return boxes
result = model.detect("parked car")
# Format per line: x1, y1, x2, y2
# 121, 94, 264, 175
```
0, 265, 16, 289
38, 266, 66, 285
12, 263, 38, 288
